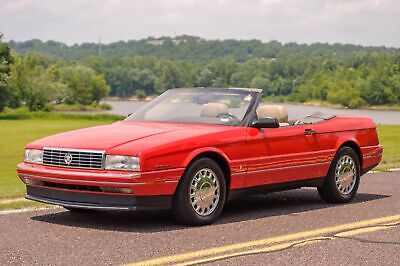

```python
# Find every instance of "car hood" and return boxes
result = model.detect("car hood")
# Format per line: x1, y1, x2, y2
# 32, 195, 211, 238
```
27, 121, 182, 151
27, 121, 228, 152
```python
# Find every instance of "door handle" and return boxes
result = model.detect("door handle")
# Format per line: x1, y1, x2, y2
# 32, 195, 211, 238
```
304, 129, 316, 135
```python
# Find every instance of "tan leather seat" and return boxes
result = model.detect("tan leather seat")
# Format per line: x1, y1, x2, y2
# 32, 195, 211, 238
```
200, 103, 229, 117
256, 105, 289, 126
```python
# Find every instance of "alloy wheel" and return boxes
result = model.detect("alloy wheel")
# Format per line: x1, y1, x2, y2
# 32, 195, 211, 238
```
335, 155, 357, 195
189, 168, 220, 216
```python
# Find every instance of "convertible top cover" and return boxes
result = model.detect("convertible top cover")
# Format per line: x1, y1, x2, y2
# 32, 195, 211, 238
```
293, 112, 336, 125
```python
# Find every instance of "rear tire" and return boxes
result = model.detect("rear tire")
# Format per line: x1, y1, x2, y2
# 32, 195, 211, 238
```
172, 157, 226, 225
318, 146, 360, 203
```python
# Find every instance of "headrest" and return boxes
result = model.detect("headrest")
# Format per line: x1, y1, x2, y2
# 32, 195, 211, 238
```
200, 103, 229, 117
256, 105, 288, 123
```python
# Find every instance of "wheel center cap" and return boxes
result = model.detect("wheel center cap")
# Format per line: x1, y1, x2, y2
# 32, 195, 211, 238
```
198, 182, 214, 202
339, 169, 353, 187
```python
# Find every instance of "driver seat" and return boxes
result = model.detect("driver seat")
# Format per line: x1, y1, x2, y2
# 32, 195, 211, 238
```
200, 103, 229, 117
256, 105, 289, 127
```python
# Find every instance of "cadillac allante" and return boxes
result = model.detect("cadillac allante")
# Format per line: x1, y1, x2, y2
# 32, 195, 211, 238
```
17, 88, 383, 225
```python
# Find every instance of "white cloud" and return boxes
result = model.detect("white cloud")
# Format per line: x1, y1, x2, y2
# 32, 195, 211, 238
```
0, 0, 399, 47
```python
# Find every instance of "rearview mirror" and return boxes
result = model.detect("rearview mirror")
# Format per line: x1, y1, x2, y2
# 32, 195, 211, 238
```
251, 117, 279, 128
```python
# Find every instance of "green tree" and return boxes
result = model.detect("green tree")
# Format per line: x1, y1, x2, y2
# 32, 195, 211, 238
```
137, 69, 156, 95
154, 60, 182, 93
196, 68, 214, 87
105, 66, 138, 97
8, 53, 56, 111
58, 65, 109, 105
7, 36, 400, 109
230, 72, 249, 87
251, 77, 270, 94
0, 33, 13, 111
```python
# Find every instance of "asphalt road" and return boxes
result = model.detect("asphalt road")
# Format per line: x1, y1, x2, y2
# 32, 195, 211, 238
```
1, 171, 399, 265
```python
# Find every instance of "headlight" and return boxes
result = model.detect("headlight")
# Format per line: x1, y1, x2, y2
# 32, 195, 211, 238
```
24, 149, 43, 164
105, 155, 140, 171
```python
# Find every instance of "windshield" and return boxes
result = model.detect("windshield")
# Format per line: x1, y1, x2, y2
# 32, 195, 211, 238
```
126, 88, 255, 125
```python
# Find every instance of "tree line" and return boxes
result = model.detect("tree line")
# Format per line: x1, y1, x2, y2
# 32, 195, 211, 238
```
1, 34, 109, 111
1, 34, 400, 112
10, 35, 399, 62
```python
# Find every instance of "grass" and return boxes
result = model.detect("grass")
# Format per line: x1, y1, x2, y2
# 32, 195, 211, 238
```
0, 118, 120, 199
0, 200, 49, 211
0, 107, 123, 120
376, 125, 400, 171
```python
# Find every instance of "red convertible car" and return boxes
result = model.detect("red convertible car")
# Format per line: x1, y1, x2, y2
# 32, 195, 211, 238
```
17, 88, 382, 225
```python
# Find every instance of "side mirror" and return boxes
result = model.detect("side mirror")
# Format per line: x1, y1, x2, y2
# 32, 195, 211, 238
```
126, 113, 133, 118
251, 117, 279, 128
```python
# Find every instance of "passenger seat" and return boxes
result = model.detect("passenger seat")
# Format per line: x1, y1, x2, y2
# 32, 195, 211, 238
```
256, 105, 289, 127
200, 103, 229, 117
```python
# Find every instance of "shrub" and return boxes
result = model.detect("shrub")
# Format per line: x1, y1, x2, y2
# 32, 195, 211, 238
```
135, 89, 146, 100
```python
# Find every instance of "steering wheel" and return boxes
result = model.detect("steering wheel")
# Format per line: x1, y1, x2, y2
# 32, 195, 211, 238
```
217, 113, 238, 120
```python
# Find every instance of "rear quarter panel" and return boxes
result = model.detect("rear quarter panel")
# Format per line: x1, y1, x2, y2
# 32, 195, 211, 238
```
314, 116, 382, 172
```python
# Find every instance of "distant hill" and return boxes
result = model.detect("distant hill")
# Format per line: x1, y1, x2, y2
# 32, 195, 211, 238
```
9, 35, 400, 61
4, 35, 400, 109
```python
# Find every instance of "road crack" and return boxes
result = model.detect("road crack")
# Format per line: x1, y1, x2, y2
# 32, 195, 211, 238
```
192, 222, 400, 265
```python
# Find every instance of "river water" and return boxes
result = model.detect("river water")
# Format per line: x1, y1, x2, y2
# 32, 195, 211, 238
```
102, 100, 400, 125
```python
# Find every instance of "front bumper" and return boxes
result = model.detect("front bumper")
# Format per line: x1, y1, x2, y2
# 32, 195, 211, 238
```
17, 163, 184, 210
26, 186, 172, 210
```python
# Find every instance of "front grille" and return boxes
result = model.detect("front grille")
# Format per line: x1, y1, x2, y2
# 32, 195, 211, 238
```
43, 148, 104, 169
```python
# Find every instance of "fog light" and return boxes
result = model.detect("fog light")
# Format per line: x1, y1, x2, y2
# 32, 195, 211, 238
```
100, 187, 132, 194
24, 178, 44, 186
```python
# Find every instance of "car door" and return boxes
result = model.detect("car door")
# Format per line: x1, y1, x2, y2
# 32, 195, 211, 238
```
244, 124, 331, 188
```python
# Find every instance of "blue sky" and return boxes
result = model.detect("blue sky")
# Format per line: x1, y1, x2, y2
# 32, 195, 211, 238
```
1, 0, 399, 47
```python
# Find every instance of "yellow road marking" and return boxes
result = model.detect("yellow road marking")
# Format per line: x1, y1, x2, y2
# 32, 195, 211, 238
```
175, 238, 332, 266
126, 214, 400, 266
335, 225, 389, 237
177, 222, 398, 266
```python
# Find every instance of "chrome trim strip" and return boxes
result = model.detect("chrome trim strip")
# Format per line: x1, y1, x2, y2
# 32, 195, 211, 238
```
19, 173, 139, 186
363, 154, 383, 159
41, 163, 105, 170
43, 147, 106, 154
18, 164, 140, 178
232, 161, 331, 175
360, 144, 383, 149
228, 87, 263, 93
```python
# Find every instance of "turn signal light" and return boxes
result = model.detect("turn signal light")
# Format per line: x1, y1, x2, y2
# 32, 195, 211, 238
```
23, 178, 44, 186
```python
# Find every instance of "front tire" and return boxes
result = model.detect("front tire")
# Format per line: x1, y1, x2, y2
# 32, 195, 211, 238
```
172, 158, 227, 225
318, 146, 361, 203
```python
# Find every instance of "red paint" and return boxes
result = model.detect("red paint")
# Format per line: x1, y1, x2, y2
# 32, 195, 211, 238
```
17, 116, 382, 197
